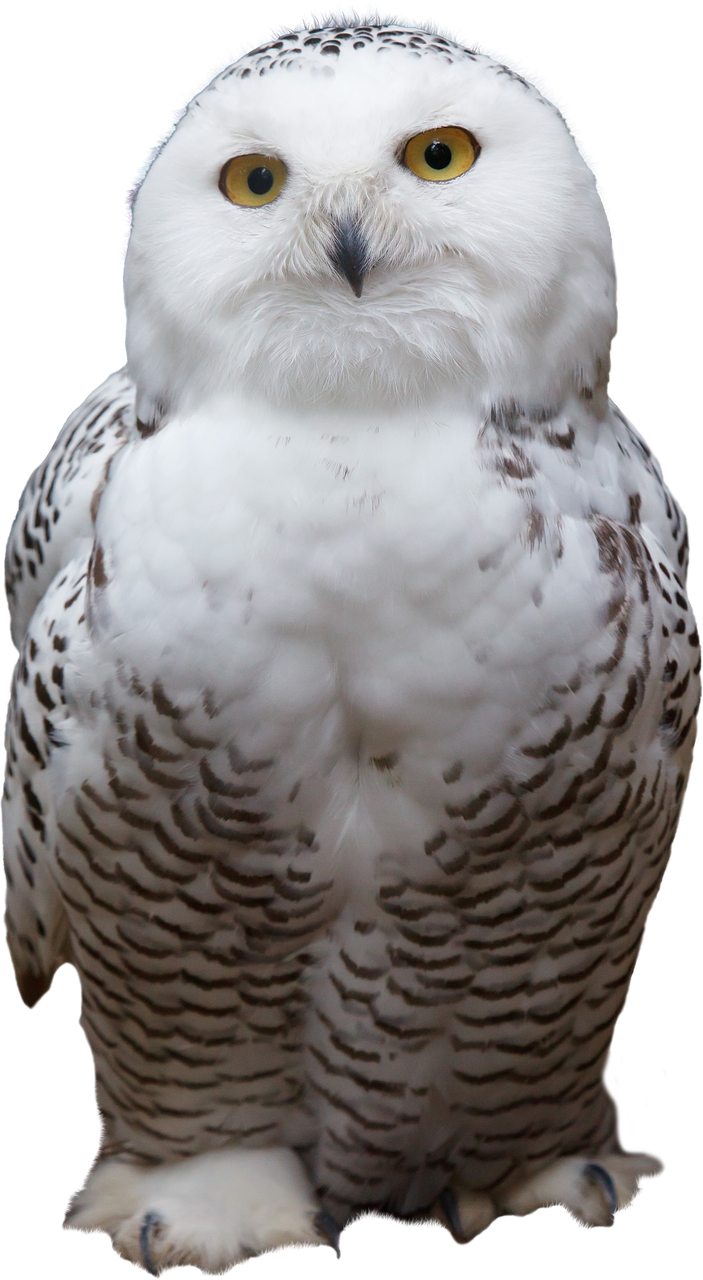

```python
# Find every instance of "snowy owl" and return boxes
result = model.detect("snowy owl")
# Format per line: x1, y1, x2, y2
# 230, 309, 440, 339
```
4, 17, 699, 1276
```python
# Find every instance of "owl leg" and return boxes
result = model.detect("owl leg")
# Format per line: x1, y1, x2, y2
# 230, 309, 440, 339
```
65, 1146, 338, 1273
494, 1152, 662, 1227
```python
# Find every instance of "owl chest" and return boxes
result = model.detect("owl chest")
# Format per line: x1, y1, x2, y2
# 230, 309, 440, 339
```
93, 409, 566, 752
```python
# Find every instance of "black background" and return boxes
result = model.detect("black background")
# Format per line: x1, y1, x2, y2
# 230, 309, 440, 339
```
2, 5, 691, 1274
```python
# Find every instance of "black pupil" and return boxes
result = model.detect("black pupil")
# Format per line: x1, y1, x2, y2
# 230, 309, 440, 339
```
424, 141, 452, 170
247, 166, 274, 195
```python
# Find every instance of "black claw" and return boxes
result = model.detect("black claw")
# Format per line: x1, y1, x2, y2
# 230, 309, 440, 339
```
438, 1187, 466, 1242
584, 1163, 618, 1222
139, 1211, 162, 1276
314, 1210, 342, 1257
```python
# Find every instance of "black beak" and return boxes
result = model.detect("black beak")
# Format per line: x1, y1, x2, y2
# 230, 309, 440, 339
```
331, 219, 368, 298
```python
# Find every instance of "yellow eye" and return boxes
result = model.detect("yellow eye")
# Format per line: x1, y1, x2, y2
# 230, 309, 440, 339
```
403, 127, 478, 183
219, 153, 287, 207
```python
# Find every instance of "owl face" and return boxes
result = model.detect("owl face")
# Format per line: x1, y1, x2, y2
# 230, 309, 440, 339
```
125, 23, 616, 424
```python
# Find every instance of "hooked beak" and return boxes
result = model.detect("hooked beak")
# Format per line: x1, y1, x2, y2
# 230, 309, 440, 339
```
330, 219, 368, 298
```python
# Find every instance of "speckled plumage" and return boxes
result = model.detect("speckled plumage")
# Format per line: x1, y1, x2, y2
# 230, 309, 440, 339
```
4, 19, 699, 1274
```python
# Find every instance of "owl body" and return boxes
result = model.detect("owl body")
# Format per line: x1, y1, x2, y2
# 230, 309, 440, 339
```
4, 20, 698, 1272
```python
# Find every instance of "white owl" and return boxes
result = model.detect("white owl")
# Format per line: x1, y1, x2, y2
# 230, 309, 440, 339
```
3, 18, 699, 1276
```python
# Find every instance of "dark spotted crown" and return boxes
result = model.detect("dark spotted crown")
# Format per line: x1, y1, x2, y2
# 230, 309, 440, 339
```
216, 21, 479, 82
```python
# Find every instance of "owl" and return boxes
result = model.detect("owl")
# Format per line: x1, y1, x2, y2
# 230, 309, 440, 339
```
3, 17, 699, 1276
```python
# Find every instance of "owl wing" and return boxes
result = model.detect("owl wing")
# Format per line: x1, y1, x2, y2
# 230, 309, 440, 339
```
4, 369, 135, 1004
5, 367, 135, 646
612, 402, 690, 578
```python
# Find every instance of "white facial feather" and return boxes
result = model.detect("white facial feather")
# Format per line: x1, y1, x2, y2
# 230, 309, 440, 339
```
125, 24, 615, 422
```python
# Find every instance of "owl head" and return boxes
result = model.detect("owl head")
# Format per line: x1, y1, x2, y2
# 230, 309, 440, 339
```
125, 19, 616, 428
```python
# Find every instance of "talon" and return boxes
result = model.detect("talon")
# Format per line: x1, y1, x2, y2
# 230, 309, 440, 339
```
438, 1187, 467, 1242
314, 1209, 342, 1257
584, 1163, 618, 1223
139, 1211, 162, 1275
